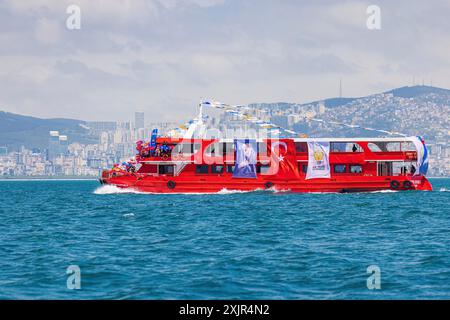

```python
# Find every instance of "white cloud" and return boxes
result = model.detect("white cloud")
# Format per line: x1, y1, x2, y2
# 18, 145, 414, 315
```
0, 0, 449, 120
35, 18, 61, 44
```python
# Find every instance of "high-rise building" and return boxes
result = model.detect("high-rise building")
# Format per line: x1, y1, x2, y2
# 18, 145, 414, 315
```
59, 135, 68, 155
135, 112, 145, 130
48, 131, 60, 161
48, 131, 69, 161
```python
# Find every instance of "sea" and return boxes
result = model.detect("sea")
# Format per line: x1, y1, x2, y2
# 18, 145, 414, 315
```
0, 178, 449, 299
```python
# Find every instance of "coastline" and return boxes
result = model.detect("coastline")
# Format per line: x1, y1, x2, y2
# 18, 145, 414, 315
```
0, 176, 448, 181
0, 176, 98, 180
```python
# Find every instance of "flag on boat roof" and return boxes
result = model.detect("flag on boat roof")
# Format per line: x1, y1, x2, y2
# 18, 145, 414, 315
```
150, 128, 158, 148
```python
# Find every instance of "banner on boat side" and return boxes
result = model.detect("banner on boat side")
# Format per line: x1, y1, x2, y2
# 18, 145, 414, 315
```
269, 140, 300, 178
233, 139, 257, 178
150, 129, 158, 148
411, 136, 429, 176
306, 141, 330, 180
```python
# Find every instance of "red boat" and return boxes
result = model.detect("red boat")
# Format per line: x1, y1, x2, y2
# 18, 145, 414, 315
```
100, 136, 432, 193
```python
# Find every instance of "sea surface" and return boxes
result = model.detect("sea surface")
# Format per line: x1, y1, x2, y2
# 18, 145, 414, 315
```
0, 179, 449, 299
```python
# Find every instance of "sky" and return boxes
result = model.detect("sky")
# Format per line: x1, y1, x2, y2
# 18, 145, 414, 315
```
0, 0, 449, 122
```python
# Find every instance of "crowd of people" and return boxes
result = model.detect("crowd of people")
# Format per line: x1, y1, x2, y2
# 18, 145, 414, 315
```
111, 159, 137, 173
136, 140, 172, 159
110, 139, 173, 174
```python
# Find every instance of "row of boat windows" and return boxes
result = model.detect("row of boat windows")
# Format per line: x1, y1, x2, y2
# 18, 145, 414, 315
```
171, 142, 416, 156
195, 165, 272, 174
153, 163, 363, 175
298, 164, 362, 174
194, 164, 363, 175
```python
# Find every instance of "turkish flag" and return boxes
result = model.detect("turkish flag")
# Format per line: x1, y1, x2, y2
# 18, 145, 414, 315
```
267, 139, 300, 178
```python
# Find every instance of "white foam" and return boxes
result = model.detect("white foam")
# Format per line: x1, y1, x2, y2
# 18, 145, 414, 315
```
94, 185, 287, 195
94, 184, 216, 195
368, 189, 399, 193
93, 185, 145, 194
267, 186, 291, 193
123, 213, 135, 217
439, 188, 449, 192
94, 185, 417, 195
216, 188, 260, 194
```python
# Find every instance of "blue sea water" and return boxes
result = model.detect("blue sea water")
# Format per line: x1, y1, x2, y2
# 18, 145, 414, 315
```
0, 179, 449, 299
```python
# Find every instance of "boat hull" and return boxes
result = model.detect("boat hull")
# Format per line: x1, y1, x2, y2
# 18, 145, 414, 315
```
100, 173, 433, 193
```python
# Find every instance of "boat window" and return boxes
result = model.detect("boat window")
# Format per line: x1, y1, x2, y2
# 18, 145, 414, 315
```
222, 143, 235, 156
368, 141, 401, 152
211, 165, 224, 174
401, 142, 415, 151
227, 165, 235, 173
333, 164, 347, 173
205, 143, 222, 156
257, 142, 268, 156
295, 142, 308, 153
368, 142, 382, 152
257, 165, 271, 174
195, 165, 209, 174
330, 142, 363, 152
158, 165, 174, 175
297, 163, 308, 174
392, 161, 415, 176
173, 143, 201, 155
378, 161, 393, 176
386, 142, 401, 151
350, 165, 363, 173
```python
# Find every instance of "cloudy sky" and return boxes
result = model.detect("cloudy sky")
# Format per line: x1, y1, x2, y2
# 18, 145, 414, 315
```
0, 0, 449, 122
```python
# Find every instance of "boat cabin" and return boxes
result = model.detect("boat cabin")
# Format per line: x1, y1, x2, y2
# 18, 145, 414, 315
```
134, 137, 419, 178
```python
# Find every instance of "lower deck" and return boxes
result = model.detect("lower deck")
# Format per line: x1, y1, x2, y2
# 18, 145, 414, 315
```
101, 169, 432, 193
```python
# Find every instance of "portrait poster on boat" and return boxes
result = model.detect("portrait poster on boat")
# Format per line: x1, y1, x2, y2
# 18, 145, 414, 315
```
306, 141, 330, 179
233, 139, 257, 178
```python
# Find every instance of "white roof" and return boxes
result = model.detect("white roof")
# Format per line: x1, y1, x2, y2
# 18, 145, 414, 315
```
292, 137, 414, 142
214, 137, 415, 143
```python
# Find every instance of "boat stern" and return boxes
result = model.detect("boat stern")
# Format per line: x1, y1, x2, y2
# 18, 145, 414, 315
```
412, 175, 433, 191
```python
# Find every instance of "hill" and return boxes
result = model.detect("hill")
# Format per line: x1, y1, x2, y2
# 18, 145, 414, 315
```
0, 111, 96, 150
386, 85, 450, 98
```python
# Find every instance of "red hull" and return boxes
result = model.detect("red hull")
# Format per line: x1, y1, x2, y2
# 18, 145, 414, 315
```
100, 173, 432, 193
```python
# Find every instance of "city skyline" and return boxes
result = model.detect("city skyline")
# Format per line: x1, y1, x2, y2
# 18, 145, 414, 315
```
1, 85, 449, 178
1, 1, 450, 122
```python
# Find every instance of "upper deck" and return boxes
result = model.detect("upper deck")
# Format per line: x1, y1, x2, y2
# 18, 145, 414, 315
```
137, 137, 418, 164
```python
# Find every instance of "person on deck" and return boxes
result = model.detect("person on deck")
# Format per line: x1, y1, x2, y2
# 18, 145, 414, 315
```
161, 143, 170, 154
136, 140, 143, 154
402, 166, 408, 175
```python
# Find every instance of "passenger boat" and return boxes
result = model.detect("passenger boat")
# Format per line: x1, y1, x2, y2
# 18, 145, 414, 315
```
100, 136, 432, 193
